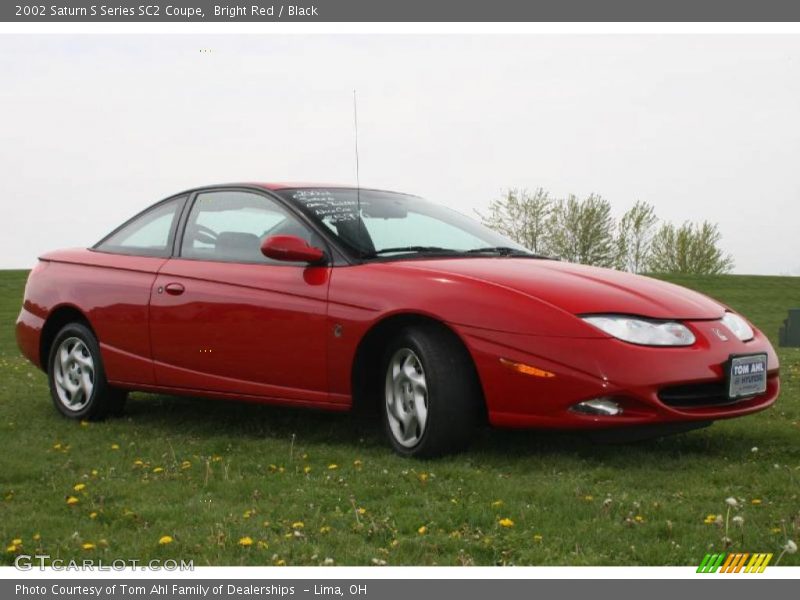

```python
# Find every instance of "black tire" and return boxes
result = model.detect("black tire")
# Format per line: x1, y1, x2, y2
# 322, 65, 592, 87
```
381, 323, 482, 458
47, 322, 127, 421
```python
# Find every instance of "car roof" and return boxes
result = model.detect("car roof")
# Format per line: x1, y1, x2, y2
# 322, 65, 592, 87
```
248, 182, 355, 190
184, 182, 417, 197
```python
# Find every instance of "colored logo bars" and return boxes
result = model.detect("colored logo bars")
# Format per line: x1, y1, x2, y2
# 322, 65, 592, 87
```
697, 552, 773, 573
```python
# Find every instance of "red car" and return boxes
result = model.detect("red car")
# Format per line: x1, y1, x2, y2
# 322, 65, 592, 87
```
16, 184, 780, 457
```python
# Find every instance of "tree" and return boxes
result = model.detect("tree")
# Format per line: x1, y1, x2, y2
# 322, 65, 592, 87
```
477, 188, 552, 254
547, 194, 616, 267
647, 221, 734, 275
615, 201, 658, 273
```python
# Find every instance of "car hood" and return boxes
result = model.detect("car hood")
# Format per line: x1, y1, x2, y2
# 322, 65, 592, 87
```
395, 258, 725, 320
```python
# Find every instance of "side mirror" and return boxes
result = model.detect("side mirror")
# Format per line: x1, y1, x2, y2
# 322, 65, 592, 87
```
260, 235, 326, 264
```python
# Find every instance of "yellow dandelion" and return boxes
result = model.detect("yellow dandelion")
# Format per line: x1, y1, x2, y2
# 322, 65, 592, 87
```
7, 544, 19, 553
81, 542, 96, 550
319, 526, 332, 534
180, 460, 192, 470
417, 525, 427, 535
328, 464, 338, 470
110, 444, 120, 450
243, 510, 254, 519
89, 512, 98, 519
238, 536, 253, 547
158, 535, 174, 545
133, 459, 144, 467
303, 466, 312, 474
634, 515, 645, 523
12, 538, 22, 546
275, 559, 286, 566
533, 534, 543, 542
257, 540, 268, 549
73, 483, 86, 492
32, 534, 41, 541
771, 527, 782, 534
353, 459, 363, 468
80, 420, 89, 427
91, 469, 98, 476
751, 499, 762, 505
583, 495, 594, 501
53, 443, 62, 450
491, 500, 504, 508
498, 518, 515, 528
390, 539, 399, 547
418, 472, 429, 482
357, 507, 367, 515
66, 496, 79, 506
152, 467, 164, 474
212, 455, 222, 463
292, 521, 304, 529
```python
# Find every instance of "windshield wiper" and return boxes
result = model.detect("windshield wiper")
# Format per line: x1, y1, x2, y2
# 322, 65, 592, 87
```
367, 246, 460, 256
464, 246, 550, 258
360, 245, 554, 260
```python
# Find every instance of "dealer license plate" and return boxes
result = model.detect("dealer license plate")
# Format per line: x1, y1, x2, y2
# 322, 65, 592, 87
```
727, 353, 768, 399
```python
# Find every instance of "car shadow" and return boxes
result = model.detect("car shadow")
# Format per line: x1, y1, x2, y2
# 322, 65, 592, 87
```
122, 392, 772, 465
124, 391, 384, 448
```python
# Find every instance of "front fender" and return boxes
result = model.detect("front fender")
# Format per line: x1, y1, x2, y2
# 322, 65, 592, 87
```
325, 262, 604, 398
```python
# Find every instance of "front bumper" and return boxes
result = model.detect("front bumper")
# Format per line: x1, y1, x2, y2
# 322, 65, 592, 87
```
456, 320, 780, 429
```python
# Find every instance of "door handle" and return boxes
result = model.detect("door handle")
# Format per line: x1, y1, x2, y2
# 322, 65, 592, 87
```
164, 283, 185, 296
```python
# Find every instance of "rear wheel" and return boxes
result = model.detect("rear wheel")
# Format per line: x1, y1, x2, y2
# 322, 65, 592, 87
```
382, 324, 482, 458
48, 322, 127, 421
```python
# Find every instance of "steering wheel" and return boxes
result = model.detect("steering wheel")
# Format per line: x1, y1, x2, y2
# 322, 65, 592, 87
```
192, 224, 218, 245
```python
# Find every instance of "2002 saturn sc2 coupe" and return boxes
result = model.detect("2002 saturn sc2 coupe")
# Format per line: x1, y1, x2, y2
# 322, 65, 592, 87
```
16, 184, 780, 456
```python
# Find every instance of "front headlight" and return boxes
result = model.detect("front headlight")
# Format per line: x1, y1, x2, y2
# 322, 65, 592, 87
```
721, 311, 755, 341
582, 315, 696, 346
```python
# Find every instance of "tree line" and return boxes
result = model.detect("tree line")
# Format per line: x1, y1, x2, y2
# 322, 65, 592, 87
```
479, 188, 734, 275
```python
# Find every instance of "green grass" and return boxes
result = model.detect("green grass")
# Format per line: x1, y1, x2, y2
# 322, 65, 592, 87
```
1, 270, 798, 566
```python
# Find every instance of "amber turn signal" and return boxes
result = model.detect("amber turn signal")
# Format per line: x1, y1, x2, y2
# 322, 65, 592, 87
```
499, 358, 556, 378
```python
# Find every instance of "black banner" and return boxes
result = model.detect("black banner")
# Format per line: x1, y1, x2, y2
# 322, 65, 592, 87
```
5, 0, 800, 22
4, 579, 799, 600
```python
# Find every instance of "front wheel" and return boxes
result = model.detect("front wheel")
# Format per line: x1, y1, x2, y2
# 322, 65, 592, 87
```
48, 322, 127, 420
382, 324, 482, 458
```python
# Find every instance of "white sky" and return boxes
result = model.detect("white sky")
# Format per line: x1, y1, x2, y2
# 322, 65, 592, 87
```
1, 34, 799, 274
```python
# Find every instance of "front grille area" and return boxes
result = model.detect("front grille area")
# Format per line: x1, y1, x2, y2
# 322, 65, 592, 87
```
658, 381, 748, 409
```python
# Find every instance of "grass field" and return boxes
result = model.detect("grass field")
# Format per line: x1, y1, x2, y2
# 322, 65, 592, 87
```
1, 269, 798, 566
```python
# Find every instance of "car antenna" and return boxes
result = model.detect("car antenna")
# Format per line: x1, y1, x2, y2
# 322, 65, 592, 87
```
353, 89, 361, 220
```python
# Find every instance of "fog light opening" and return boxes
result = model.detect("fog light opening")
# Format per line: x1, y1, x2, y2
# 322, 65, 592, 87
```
570, 398, 623, 416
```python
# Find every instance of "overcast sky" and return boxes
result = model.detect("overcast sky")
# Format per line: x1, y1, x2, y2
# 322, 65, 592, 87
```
1, 35, 799, 274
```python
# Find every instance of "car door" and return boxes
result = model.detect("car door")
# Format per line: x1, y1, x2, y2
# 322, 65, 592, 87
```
148, 189, 333, 404
89, 194, 188, 385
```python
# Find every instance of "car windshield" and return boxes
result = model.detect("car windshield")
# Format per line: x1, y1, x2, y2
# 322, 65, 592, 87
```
278, 188, 539, 259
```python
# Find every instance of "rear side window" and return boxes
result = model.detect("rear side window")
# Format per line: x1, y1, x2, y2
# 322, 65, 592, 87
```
95, 196, 185, 257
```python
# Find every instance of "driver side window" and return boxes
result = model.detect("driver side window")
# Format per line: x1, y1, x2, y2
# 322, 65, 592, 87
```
181, 191, 319, 264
